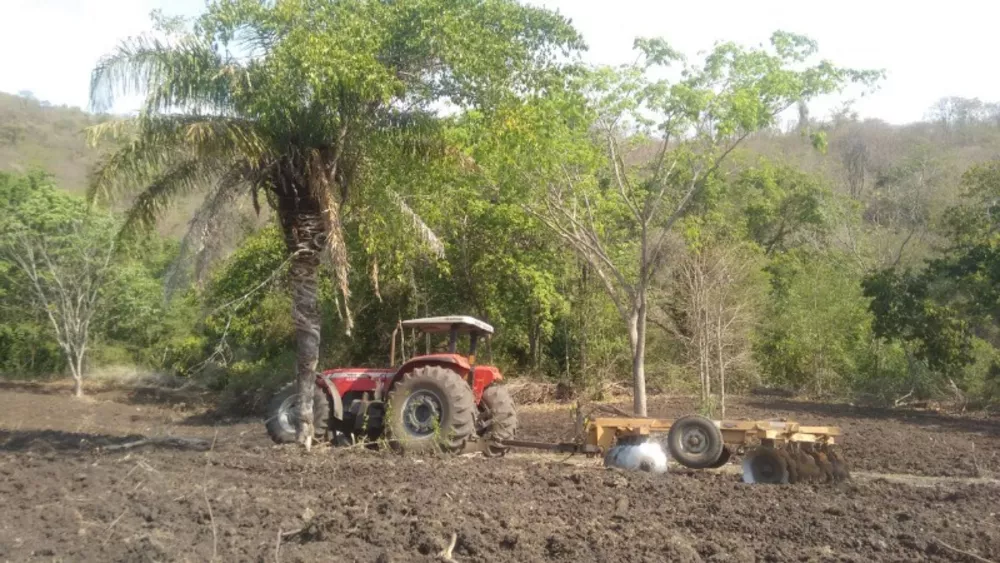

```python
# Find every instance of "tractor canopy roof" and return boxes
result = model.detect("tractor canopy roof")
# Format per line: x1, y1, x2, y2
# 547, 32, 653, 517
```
401, 316, 494, 335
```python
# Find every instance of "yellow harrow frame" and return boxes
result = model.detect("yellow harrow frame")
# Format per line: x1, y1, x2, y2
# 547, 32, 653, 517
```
583, 417, 841, 450
491, 411, 848, 484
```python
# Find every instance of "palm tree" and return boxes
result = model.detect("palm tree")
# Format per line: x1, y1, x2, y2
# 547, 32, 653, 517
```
87, 0, 581, 448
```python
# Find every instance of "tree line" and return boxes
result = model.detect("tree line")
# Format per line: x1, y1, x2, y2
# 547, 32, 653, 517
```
2, 1, 999, 435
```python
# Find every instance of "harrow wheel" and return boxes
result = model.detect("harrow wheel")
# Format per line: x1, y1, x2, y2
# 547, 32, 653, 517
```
386, 366, 476, 454
478, 384, 518, 457
666, 414, 725, 469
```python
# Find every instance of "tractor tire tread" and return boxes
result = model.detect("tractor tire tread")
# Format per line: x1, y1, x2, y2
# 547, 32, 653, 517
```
480, 384, 517, 456
666, 414, 725, 469
265, 383, 329, 444
387, 365, 476, 453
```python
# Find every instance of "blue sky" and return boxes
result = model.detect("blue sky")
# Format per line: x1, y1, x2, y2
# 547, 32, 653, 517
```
2, 0, 997, 124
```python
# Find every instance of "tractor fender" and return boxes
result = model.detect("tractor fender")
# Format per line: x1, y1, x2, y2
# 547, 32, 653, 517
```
388, 354, 471, 392
315, 375, 345, 423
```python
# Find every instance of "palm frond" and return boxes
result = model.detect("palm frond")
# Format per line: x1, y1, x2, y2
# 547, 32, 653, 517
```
87, 115, 268, 204
88, 126, 177, 205
388, 190, 446, 259
118, 159, 218, 240
373, 108, 446, 159
164, 165, 256, 298
309, 152, 354, 335
90, 34, 242, 115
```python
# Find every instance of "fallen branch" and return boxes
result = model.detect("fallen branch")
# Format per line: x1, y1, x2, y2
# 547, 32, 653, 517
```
584, 403, 633, 418
438, 532, 458, 562
203, 488, 217, 561
101, 436, 211, 452
934, 538, 996, 563
275, 525, 309, 541
894, 388, 915, 407
971, 442, 982, 478
101, 509, 127, 545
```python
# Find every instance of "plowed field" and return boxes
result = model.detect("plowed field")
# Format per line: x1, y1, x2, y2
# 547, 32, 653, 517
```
1, 384, 998, 562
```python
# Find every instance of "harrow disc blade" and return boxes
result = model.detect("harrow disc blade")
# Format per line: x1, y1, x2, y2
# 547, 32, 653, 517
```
603, 440, 668, 474
828, 447, 852, 481
742, 446, 789, 484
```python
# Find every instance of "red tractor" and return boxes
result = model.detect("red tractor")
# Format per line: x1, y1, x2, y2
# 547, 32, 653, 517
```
265, 316, 517, 454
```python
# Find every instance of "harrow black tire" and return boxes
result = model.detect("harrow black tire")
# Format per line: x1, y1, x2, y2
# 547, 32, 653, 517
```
265, 383, 332, 444
479, 384, 518, 457
666, 414, 725, 469
707, 446, 732, 469
742, 446, 790, 484
387, 366, 476, 454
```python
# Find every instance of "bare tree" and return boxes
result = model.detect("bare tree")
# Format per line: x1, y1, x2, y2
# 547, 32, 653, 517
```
653, 243, 761, 417
2, 221, 116, 397
533, 125, 752, 415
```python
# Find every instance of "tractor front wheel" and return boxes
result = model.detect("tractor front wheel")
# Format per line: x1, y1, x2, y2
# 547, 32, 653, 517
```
265, 383, 331, 444
386, 366, 476, 453
478, 384, 517, 457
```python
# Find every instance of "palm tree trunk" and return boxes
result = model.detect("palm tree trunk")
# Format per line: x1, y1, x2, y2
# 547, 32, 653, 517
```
278, 189, 325, 451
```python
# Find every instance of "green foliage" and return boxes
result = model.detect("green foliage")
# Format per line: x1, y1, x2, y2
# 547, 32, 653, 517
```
733, 161, 832, 254
97, 238, 207, 374
0, 321, 64, 376
756, 251, 887, 394
862, 268, 972, 377
941, 161, 1000, 248
7, 8, 1000, 412
860, 161, 1000, 402
0, 170, 119, 385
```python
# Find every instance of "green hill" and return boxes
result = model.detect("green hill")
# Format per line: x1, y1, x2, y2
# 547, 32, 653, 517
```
0, 91, 98, 194
0, 91, 212, 237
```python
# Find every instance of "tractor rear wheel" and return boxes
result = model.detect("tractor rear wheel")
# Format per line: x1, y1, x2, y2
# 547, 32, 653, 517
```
386, 366, 476, 453
478, 384, 517, 457
265, 383, 331, 444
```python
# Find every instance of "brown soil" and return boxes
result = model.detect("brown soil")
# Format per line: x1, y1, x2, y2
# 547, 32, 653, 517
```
1, 383, 999, 562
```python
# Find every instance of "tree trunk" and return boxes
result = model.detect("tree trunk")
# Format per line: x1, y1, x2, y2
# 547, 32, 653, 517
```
627, 299, 648, 417
529, 301, 539, 369
698, 315, 707, 405
278, 190, 325, 451
578, 261, 589, 382
62, 343, 85, 398
702, 309, 711, 401
71, 351, 84, 398
716, 312, 725, 418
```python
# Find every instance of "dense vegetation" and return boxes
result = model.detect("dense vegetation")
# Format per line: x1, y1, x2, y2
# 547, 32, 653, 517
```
2, 1, 1000, 414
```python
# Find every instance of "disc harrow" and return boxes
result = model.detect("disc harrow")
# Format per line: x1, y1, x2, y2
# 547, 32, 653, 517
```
742, 441, 851, 484
491, 409, 850, 485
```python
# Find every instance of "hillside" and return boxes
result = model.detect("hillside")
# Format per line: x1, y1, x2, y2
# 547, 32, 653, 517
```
0, 91, 209, 237
0, 91, 97, 194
